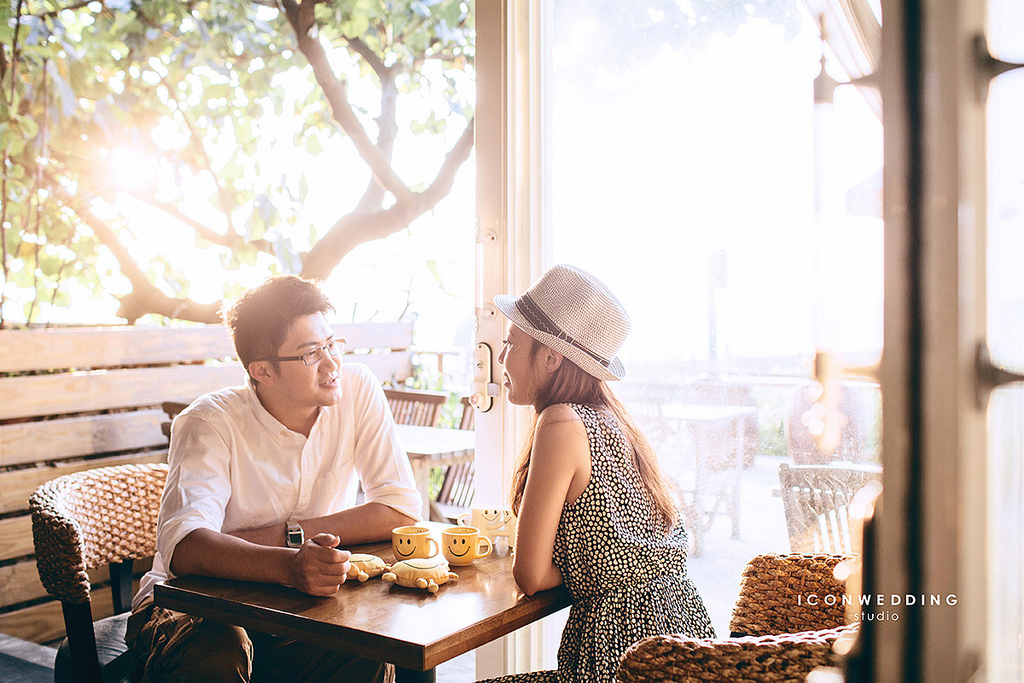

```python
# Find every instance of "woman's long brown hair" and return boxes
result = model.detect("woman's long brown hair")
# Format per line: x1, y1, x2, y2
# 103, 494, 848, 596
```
508, 339, 679, 531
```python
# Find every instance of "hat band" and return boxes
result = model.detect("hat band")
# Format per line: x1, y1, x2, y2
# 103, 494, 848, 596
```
515, 294, 612, 368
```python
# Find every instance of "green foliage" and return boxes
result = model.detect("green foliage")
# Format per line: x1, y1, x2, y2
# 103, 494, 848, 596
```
0, 0, 474, 326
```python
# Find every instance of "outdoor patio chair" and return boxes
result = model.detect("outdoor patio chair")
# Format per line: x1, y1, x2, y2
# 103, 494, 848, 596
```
160, 400, 189, 437
457, 395, 476, 430
430, 396, 476, 523
384, 388, 447, 427
616, 553, 858, 682
30, 463, 168, 683
784, 383, 872, 464
431, 460, 476, 523
778, 462, 883, 554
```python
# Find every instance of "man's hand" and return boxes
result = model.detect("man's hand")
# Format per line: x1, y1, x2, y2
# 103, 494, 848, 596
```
288, 533, 351, 596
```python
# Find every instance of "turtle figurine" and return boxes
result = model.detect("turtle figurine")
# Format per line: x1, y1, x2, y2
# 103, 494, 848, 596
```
347, 553, 388, 582
382, 557, 459, 593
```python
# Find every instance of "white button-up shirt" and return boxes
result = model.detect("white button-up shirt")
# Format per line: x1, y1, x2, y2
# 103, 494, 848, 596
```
134, 363, 421, 607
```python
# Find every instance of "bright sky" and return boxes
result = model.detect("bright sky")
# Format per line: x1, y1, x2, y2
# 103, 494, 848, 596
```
550, 12, 884, 372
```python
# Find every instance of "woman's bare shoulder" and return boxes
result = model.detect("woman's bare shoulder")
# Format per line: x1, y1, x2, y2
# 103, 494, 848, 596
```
532, 404, 589, 469
534, 404, 588, 450
536, 402, 583, 427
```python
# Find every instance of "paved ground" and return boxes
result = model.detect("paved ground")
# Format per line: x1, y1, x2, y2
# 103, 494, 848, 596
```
686, 454, 792, 635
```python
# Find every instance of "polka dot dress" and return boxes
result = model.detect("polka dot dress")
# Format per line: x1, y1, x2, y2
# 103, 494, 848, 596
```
478, 404, 715, 683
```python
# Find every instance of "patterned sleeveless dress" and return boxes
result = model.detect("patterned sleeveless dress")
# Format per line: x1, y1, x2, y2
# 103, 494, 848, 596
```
479, 403, 715, 683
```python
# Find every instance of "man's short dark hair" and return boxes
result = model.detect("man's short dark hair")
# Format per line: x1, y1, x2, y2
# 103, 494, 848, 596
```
222, 275, 334, 373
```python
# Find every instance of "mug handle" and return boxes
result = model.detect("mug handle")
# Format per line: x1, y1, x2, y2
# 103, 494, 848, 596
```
426, 537, 440, 557
457, 513, 470, 526
475, 535, 493, 558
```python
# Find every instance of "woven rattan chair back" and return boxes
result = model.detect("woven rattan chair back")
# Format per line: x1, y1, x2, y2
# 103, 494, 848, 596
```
30, 462, 168, 683
778, 463, 882, 554
617, 552, 857, 682
729, 553, 850, 637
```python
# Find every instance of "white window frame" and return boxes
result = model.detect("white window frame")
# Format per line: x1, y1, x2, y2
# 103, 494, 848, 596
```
474, 0, 561, 676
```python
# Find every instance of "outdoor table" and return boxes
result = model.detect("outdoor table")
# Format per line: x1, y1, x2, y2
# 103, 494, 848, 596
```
658, 404, 758, 557
154, 526, 571, 683
396, 424, 476, 520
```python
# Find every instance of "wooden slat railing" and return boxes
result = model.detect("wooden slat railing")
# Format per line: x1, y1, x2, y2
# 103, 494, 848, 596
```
0, 321, 415, 644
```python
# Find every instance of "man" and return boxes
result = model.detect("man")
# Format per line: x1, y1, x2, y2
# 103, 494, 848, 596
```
127, 275, 421, 682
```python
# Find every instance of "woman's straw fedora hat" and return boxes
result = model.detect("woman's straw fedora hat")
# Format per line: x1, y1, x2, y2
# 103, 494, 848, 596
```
494, 264, 629, 381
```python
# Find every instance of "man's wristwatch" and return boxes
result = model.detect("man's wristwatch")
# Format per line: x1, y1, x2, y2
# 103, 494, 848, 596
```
286, 521, 304, 548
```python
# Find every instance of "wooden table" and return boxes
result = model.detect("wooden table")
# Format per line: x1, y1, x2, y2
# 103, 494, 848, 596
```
396, 424, 476, 520
154, 530, 571, 683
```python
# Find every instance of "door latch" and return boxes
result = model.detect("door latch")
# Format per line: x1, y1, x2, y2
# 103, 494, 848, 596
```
469, 342, 499, 412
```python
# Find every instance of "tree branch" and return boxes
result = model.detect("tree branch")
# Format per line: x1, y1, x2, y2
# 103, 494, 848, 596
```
280, 0, 413, 203
161, 76, 241, 237
300, 117, 474, 280
48, 178, 222, 324
345, 33, 400, 210
354, 66, 399, 213
124, 189, 273, 254
418, 117, 475, 207
37, 1, 93, 19
344, 35, 387, 79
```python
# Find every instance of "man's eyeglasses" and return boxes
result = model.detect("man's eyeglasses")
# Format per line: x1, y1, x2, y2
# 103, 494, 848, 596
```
256, 339, 346, 366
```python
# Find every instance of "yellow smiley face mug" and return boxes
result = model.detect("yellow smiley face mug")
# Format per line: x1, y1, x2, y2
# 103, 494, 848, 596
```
441, 526, 493, 566
392, 525, 439, 560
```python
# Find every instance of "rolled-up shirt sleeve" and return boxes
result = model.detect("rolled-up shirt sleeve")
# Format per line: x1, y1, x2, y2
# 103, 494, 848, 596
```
347, 366, 423, 521
156, 413, 233, 574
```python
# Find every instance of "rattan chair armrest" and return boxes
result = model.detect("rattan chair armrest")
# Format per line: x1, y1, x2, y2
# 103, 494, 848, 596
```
616, 625, 856, 683
30, 485, 92, 604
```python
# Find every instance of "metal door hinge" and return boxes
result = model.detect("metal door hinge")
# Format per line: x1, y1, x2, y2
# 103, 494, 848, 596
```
973, 33, 1024, 103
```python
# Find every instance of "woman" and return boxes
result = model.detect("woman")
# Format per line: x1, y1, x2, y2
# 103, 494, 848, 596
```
481, 264, 715, 683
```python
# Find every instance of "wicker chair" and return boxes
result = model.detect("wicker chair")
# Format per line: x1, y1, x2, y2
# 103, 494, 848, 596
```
30, 463, 168, 683
778, 463, 882, 554
617, 553, 858, 683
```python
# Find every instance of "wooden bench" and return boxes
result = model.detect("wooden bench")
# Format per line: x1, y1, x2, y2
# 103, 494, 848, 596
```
0, 321, 415, 645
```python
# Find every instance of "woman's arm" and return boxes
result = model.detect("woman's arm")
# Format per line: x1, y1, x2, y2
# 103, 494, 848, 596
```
513, 405, 592, 595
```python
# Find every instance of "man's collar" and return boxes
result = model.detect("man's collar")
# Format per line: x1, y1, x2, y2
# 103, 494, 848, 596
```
244, 381, 294, 441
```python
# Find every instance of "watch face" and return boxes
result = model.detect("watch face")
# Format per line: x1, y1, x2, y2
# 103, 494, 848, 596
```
287, 523, 304, 547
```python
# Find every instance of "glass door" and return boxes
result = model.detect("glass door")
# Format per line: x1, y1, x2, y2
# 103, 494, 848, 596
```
546, 0, 883, 636
476, 0, 1024, 677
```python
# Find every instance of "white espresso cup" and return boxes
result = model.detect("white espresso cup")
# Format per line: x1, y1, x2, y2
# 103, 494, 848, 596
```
457, 506, 516, 544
